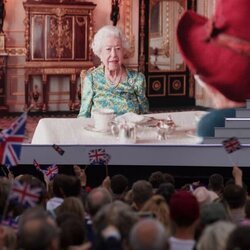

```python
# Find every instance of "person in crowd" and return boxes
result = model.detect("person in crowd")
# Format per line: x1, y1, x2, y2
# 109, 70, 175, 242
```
129, 218, 169, 250
222, 183, 247, 224
78, 25, 149, 117
46, 174, 82, 215
131, 180, 153, 211
196, 221, 236, 250
93, 200, 138, 250
208, 173, 224, 199
225, 226, 250, 250
148, 171, 165, 191
56, 212, 87, 250
169, 191, 199, 250
176, 0, 250, 137
110, 174, 129, 201
140, 194, 171, 234
18, 207, 60, 250
155, 182, 175, 205
193, 186, 218, 207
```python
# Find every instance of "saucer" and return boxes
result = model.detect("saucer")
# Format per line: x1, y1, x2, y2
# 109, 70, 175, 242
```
84, 124, 110, 133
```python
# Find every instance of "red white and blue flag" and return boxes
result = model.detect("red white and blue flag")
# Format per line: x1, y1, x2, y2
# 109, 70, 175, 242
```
9, 180, 41, 208
0, 112, 27, 166
1, 217, 18, 230
223, 137, 241, 154
43, 164, 59, 181
88, 148, 111, 165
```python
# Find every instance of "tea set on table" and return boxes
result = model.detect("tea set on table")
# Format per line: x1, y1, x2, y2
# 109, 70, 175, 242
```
84, 108, 177, 143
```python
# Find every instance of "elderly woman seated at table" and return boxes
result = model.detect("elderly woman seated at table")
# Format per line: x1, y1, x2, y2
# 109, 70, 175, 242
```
78, 25, 149, 118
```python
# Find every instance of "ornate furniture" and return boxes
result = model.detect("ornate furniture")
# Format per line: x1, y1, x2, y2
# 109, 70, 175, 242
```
139, 0, 196, 108
23, 0, 96, 111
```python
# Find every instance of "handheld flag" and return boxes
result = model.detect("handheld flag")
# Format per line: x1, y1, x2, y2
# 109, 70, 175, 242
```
43, 164, 59, 181
88, 148, 111, 165
9, 180, 41, 208
52, 144, 65, 156
223, 137, 241, 154
0, 112, 27, 166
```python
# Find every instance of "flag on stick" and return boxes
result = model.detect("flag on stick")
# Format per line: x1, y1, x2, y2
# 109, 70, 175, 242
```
0, 112, 27, 166
223, 137, 241, 154
42, 164, 59, 181
8, 180, 41, 208
88, 148, 111, 165
52, 144, 65, 156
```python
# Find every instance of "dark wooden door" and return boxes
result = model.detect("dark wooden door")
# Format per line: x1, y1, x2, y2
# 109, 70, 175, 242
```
139, 0, 196, 109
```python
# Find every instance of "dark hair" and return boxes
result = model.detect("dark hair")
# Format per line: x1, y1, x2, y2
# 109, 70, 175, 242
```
208, 173, 224, 192
53, 174, 81, 198
132, 180, 153, 206
225, 226, 250, 250
223, 184, 247, 209
156, 183, 175, 204
111, 174, 129, 195
148, 171, 165, 189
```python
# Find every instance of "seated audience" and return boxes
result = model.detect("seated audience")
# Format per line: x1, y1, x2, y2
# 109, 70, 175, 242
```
176, 0, 250, 137
78, 25, 149, 117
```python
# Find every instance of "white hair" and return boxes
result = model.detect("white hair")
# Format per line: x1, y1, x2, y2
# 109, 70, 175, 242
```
91, 25, 130, 58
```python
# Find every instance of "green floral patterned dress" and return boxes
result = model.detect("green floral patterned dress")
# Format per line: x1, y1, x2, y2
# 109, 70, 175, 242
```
78, 65, 149, 117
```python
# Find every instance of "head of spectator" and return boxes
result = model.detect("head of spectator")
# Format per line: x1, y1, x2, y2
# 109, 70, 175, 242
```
225, 226, 250, 250
155, 183, 175, 204
0, 224, 17, 250
223, 183, 247, 224
131, 180, 153, 211
208, 173, 224, 197
93, 200, 138, 250
148, 171, 165, 190
0, 178, 11, 215
193, 186, 219, 207
18, 207, 59, 250
110, 174, 129, 200
140, 194, 170, 233
56, 197, 85, 221
223, 184, 247, 209
196, 221, 236, 250
163, 173, 175, 186
52, 174, 81, 198
56, 212, 86, 250
169, 191, 200, 228
129, 218, 169, 250
85, 187, 112, 218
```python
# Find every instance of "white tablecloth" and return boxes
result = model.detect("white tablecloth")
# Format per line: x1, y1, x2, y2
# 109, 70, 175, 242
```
31, 111, 207, 145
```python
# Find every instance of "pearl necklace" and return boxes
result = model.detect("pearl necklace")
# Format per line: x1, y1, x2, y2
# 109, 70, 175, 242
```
106, 70, 123, 88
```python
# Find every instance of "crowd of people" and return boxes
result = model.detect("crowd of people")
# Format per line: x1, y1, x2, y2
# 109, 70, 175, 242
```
1, 165, 250, 250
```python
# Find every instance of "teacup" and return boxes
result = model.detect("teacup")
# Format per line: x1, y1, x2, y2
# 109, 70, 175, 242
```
91, 108, 115, 131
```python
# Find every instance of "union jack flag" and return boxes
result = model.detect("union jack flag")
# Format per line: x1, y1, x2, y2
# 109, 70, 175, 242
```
88, 148, 111, 165
33, 159, 42, 172
223, 137, 241, 154
1, 217, 18, 230
0, 112, 27, 166
52, 144, 65, 156
43, 164, 59, 181
9, 180, 41, 208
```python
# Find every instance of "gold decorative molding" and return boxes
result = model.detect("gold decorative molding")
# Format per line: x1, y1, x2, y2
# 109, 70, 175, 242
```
119, 0, 134, 58
6, 47, 26, 56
